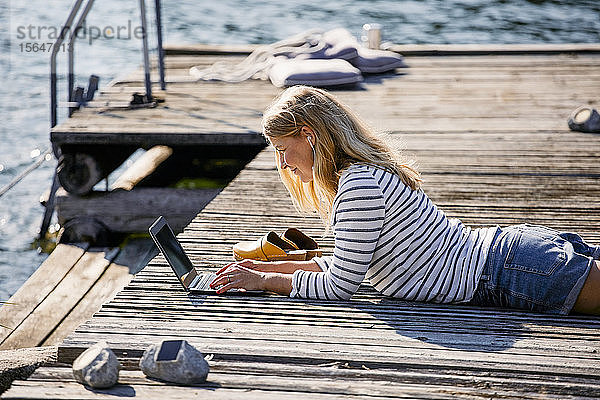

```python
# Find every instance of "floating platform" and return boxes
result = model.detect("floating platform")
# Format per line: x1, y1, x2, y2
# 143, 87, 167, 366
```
3, 44, 600, 398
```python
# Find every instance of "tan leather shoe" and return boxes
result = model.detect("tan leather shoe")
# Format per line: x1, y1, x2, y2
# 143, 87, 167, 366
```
233, 231, 308, 261
281, 228, 323, 260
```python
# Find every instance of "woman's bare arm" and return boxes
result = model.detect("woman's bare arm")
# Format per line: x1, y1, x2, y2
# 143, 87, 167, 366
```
210, 259, 323, 296
218, 259, 323, 275
210, 266, 293, 296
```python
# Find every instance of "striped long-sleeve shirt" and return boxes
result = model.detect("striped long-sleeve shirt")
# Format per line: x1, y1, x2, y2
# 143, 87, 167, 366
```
290, 164, 498, 303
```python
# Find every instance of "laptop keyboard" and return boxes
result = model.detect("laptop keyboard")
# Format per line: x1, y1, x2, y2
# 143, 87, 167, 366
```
189, 272, 217, 291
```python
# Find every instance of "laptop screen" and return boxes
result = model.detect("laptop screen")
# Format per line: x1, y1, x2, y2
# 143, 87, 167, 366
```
154, 223, 194, 279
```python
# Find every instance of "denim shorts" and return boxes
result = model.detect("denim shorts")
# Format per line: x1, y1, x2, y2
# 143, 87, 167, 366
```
469, 224, 600, 315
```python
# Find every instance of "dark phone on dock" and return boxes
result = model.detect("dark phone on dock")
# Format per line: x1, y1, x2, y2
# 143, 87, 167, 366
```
156, 340, 183, 361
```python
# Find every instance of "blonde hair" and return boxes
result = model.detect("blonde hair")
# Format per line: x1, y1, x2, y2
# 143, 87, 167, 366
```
261, 85, 421, 222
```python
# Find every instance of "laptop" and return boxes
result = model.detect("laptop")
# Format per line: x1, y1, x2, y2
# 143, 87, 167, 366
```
149, 216, 263, 295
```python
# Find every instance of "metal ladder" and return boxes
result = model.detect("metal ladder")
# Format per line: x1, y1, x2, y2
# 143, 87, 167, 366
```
40, 0, 166, 239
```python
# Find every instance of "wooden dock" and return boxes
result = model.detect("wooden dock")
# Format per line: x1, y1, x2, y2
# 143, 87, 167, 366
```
0, 239, 157, 350
3, 44, 600, 398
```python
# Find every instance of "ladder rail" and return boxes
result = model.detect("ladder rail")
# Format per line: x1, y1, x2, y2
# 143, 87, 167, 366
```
67, 0, 96, 117
43, 0, 166, 240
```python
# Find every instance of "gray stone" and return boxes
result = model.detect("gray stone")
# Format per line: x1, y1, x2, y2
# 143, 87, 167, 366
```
72, 342, 120, 389
139, 340, 209, 385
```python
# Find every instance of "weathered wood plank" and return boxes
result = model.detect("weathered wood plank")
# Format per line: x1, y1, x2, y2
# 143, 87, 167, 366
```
0, 243, 89, 348
59, 315, 600, 362
55, 327, 600, 378
163, 42, 600, 56
40, 239, 157, 346
72, 305, 600, 345
5, 365, 596, 400
56, 187, 221, 234
0, 248, 118, 350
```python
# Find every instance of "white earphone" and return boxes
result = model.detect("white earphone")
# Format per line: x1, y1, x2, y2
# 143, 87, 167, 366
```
306, 136, 315, 152
307, 136, 316, 172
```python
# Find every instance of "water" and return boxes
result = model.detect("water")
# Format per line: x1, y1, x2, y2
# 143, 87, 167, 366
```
1, 0, 599, 300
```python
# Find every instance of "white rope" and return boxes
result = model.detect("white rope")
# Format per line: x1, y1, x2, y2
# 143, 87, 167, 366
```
0, 147, 53, 199
190, 29, 328, 83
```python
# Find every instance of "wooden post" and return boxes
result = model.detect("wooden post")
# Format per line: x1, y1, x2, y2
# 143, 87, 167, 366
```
38, 171, 60, 240
110, 145, 173, 191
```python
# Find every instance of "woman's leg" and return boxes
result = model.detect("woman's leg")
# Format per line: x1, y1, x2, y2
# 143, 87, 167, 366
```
572, 260, 600, 315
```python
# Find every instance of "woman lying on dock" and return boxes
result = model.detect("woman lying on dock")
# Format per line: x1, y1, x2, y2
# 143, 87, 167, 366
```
211, 85, 600, 315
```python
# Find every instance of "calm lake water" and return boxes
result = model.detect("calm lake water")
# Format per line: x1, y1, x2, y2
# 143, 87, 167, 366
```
1, 0, 599, 299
